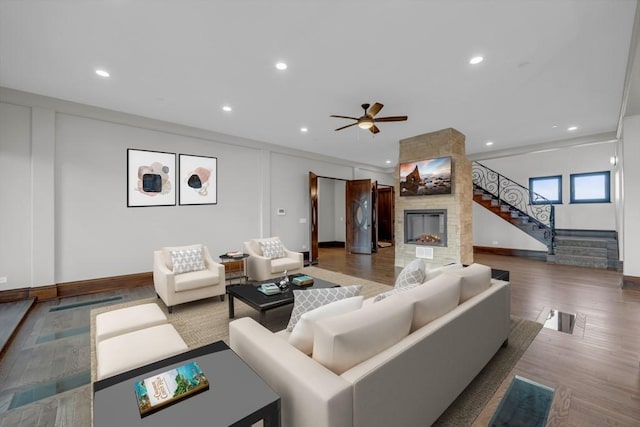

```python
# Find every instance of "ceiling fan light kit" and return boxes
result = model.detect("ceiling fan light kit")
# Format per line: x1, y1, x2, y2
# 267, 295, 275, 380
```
330, 103, 408, 135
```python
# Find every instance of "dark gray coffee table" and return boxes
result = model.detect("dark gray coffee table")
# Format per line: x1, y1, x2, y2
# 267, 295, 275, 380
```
93, 341, 280, 426
226, 275, 339, 324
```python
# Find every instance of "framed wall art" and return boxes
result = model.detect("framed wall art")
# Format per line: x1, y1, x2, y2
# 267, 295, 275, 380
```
127, 149, 176, 207
399, 156, 452, 196
179, 154, 217, 205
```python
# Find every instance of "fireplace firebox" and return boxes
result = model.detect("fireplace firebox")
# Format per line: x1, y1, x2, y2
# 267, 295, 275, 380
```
404, 209, 447, 247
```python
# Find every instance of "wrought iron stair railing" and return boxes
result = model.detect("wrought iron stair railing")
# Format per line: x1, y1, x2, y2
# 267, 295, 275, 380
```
472, 161, 555, 254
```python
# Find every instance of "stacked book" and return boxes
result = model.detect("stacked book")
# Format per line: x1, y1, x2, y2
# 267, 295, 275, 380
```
292, 275, 314, 287
257, 283, 281, 295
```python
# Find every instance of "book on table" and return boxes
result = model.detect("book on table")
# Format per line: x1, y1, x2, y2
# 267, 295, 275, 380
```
133, 361, 209, 417
257, 283, 281, 295
292, 275, 314, 286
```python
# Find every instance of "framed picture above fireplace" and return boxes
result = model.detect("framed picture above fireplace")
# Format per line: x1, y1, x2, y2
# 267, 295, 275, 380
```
399, 156, 452, 196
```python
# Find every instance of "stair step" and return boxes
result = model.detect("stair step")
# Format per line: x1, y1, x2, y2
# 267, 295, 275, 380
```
555, 254, 608, 269
556, 237, 609, 248
556, 246, 608, 257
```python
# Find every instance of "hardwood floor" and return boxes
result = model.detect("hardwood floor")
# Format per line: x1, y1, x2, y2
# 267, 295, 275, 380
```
0, 247, 638, 426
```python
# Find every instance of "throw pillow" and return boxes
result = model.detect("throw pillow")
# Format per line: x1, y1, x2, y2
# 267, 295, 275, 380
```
288, 296, 364, 355
373, 282, 421, 303
446, 263, 491, 302
398, 273, 462, 331
394, 258, 426, 289
259, 239, 286, 259
170, 248, 205, 274
424, 262, 463, 281
285, 285, 363, 332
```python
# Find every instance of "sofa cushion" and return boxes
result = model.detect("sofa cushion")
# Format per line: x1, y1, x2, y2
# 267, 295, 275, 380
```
372, 282, 421, 302
424, 262, 463, 281
162, 244, 203, 270
270, 257, 302, 274
399, 273, 462, 331
259, 238, 286, 259
174, 268, 220, 292
170, 247, 205, 274
312, 296, 413, 375
288, 296, 364, 355
95, 303, 167, 344
285, 285, 363, 332
395, 258, 426, 289
446, 263, 491, 302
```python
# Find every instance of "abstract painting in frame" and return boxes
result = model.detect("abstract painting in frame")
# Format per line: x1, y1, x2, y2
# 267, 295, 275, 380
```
179, 154, 217, 205
127, 149, 176, 207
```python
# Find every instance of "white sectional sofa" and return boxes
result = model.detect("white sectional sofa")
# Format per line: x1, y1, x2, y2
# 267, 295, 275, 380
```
229, 263, 510, 427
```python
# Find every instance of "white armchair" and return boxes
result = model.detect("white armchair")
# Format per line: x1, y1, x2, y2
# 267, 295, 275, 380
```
153, 244, 225, 313
243, 237, 304, 281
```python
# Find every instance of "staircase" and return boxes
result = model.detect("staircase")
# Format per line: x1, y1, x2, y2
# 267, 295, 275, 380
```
472, 162, 555, 256
472, 162, 619, 269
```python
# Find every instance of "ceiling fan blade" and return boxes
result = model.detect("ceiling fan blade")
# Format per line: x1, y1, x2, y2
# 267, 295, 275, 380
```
370, 125, 380, 134
334, 123, 358, 131
368, 103, 383, 117
330, 115, 359, 120
374, 116, 408, 122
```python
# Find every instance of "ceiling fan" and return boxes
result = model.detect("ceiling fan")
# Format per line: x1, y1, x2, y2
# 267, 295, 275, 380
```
330, 103, 408, 134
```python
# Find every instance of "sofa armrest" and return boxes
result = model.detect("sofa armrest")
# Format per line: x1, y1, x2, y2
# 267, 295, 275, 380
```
203, 247, 225, 284
284, 249, 303, 263
229, 317, 352, 427
244, 241, 273, 281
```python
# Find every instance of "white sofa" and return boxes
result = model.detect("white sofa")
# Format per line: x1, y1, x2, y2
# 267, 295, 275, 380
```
243, 237, 304, 281
229, 263, 510, 427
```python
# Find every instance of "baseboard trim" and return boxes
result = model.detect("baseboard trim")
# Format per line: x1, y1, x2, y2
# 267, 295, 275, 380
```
0, 272, 153, 303
622, 275, 640, 290
474, 246, 547, 260
319, 241, 345, 248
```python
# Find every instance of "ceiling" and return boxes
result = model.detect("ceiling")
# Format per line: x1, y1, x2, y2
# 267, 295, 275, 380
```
1, 0, 637, 168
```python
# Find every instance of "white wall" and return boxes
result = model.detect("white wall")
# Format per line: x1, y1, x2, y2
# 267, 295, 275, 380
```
0, 102, 32, 289
622, 115, 640, 277
473, 141, 618, 250
0, 89, 390, 289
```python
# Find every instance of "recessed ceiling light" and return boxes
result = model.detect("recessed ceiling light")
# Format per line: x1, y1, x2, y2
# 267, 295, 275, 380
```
95, 69, 110, 77
300, 127, 308, 133
385, 160, 392, 164
275, 62, 288, 70
469, 56, 484, 65
222, 105, 232, 112
567, 126, 578, 131
551, 125, 558, 128
486, 141, 494, 146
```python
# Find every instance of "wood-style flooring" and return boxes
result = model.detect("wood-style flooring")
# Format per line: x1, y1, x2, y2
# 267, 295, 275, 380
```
0, 247, 639, 426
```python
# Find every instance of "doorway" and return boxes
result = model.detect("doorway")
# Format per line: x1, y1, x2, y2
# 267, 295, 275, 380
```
309, 172, 394, 264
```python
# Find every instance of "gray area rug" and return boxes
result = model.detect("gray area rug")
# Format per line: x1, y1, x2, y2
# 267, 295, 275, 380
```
90, 267, 542, 426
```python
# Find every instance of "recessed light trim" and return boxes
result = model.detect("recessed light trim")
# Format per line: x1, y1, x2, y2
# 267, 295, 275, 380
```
567, 126, 578, 131
300, 127, 308, 133
551, 125, 558, 128
222, 105, 232, 112
385, 160, 392, 164
275, 62, 288, 70
469, 56, 484, 65
485, 141, 494, 146
95, 69, 110, 77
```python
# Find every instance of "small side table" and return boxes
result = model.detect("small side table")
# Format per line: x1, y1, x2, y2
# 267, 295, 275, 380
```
219, 253, 250, 284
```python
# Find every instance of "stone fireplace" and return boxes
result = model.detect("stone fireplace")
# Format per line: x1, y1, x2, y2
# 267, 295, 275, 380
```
404, 209, 447, 247
395, 128, 473, 268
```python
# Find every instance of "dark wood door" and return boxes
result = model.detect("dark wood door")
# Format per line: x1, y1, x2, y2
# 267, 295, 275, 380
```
346, 179, 372, 254
377, 186, 395, 243
309, 172, 319, 264
371, 180, 378, 253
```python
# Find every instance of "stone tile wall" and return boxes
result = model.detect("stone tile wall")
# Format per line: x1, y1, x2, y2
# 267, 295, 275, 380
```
394, 128, 473, 268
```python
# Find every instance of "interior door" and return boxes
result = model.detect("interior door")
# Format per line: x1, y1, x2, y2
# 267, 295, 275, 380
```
371, 180, 378, 253
377, 186, 395, 244
346, 179, 372, 254
309, 172, 319, 265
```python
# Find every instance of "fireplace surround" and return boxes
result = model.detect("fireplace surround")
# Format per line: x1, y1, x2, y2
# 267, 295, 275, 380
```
404, 209, 447, 247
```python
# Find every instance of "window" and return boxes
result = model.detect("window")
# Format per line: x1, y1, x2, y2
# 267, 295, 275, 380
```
529, 175, 562, 204
570, 171, 610, 203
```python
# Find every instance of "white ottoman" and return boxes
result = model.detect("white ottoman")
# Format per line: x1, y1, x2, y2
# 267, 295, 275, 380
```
95, 303, 167, 344
96, 323, 188, 380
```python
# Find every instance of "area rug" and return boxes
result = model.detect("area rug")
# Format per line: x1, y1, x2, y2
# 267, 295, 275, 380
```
90, 267, 542, 426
